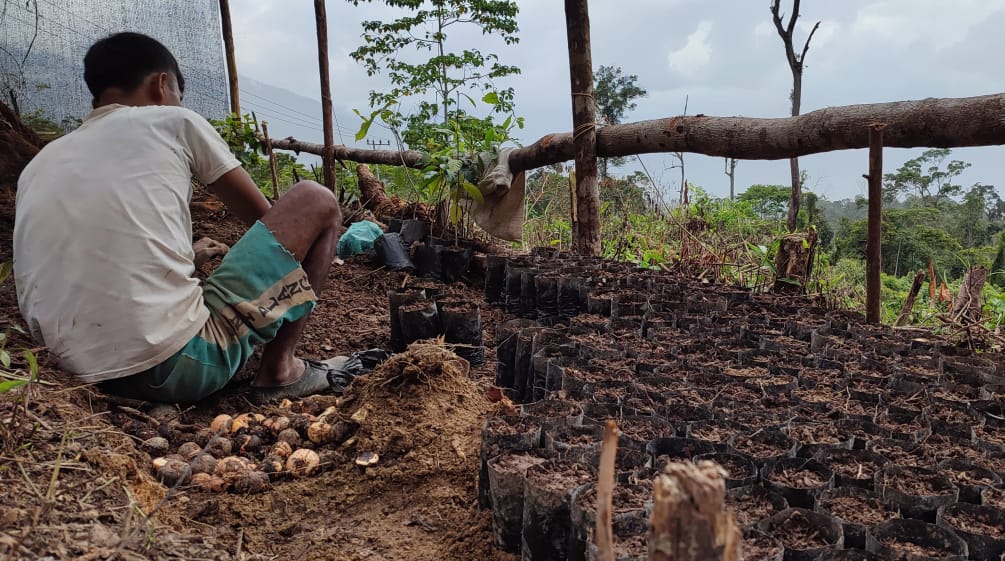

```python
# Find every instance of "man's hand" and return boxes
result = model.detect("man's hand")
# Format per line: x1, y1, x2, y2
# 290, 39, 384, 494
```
194, 237, 230, 269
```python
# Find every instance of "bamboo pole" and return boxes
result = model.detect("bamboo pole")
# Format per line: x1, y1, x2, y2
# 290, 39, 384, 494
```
865, 123, 886, 324
564, 0, 601, 256
262, 121, 281, 202
218, 0, 240, 116
596, 420, 618, 561
313, 0, 336, 192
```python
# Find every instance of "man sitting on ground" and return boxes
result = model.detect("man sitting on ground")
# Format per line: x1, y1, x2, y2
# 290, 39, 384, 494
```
14, 32, 346, 403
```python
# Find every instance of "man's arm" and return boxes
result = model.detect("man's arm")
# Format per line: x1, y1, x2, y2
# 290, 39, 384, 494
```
207, 167, 272, 226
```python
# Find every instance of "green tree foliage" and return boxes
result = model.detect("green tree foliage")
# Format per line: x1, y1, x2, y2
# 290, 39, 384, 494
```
347, 0, 520, 148
593, 65, 647, 177
738, 184, 790, 220
882, 148, 970, 205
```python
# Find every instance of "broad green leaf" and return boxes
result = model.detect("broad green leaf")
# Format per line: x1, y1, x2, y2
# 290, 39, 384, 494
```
0, 350, 9, 369
461, 181, 484, 204
0, 379, 27, 394
482, 91, 499, 105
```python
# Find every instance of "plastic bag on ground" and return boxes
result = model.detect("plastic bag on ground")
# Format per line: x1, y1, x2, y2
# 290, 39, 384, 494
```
337, 220, 385, 259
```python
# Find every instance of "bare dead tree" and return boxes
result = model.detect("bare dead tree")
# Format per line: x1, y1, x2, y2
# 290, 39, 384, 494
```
770, 0, 820, 232
724, 157, 738, 200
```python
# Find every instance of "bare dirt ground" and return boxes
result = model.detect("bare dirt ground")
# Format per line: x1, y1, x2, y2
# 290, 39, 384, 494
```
0, 185, 516, 561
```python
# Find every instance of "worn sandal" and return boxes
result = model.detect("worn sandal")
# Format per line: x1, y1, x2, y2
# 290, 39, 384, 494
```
248, 357, 350, 404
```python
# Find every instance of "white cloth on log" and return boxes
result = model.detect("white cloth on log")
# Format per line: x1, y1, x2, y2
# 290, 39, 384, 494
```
459, 147, 525, 242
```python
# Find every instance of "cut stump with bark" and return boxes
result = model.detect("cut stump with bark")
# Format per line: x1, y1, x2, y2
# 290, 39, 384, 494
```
772, 230, 818, 294
949, 265, 988, 324
648, 460, 741, 561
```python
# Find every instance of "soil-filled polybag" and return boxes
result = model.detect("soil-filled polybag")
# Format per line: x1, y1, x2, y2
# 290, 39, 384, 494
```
414, 243, 442, 279
741, 527, 785, 561
373, 232, 415, 272
935, 502, 1005, 561
440, 246, 473, 283
485, 255, 508, 304
487, 451, 550, 553
440, 301, 484, 366
692, 451, 758, 489
534, 275, 559, 321
762, 457, 835, 509
756, 507, 844, 561
815, 486, 900, 549
388, 288, 426, 353
478, 416, 542, 510
495, 320, 540, 394
521, 458, 595, 561
726, 484, 790, 527
398, 218, 428, 244
397, 300, 441, 348
865, 518, 968, 561
875, 464, 959, 522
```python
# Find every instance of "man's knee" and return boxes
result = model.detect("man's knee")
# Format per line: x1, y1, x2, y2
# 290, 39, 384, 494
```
286, 181, 341, 225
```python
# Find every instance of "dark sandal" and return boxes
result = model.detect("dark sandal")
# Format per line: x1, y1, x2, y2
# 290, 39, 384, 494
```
248, 357, 349, 404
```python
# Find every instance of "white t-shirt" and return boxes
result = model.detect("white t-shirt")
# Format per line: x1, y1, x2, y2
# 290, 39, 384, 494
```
13, 104, 242, 383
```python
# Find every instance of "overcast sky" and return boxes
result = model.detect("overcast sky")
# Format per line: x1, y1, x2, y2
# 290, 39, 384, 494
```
229, 0, 1005, 202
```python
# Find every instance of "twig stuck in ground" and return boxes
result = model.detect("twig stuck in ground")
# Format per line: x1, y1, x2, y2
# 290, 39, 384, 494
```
596, 419, 618, 561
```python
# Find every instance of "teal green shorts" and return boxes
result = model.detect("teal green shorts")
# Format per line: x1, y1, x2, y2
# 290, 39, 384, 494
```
102, 221, 317, 403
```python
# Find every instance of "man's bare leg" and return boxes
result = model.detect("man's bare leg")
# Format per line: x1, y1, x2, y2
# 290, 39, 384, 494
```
246, 181, 343, 388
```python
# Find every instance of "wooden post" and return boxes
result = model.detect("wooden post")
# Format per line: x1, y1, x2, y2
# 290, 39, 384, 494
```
649, 461, 740, 561
564, 0, 601, 256
218, 0, 240, 116
865, 123, 886, 324
313, 0, 336, 192
262, 121, 281, 202
895, 270, 927, 327
596, 420, 617, 561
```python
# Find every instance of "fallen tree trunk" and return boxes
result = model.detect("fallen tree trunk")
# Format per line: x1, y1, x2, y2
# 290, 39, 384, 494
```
269, 136, 425, 168
267, 93, 1005, 173
355, 164, 434, 223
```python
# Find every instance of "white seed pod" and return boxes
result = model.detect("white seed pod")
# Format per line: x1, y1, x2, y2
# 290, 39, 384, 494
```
206, 436, 233, 458
214, 455, 251, 477
269, 416, 291, 436
154, 456, 190, 486
190, 472, 227, 493
177, 441, 202, 460
142, 436, 170, 456
286, 449, 320, 477
233, 470, 270, 493
229, 413, 254, 434
277, 428, 302, 447
270, 441, 293, 459
209, 414, 233, 433
260, 455, 284, 475
189, 453, 218, 475
307, 422, 335, 445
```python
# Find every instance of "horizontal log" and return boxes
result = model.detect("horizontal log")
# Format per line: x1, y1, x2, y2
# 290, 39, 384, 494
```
267, 135, 426, 168
265, 93, 1005, 173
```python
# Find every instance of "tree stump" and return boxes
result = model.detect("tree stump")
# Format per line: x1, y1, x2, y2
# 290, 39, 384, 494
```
950, 265, 988, 324
895, 270, 928, 327
648, 460, 740, 561
772, 229, 818, 294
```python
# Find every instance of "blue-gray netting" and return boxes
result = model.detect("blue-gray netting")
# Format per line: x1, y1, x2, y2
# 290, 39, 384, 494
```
1, 0, 229, 127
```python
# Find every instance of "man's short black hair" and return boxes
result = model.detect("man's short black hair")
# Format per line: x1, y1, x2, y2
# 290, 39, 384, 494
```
84, 32, 184, 102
